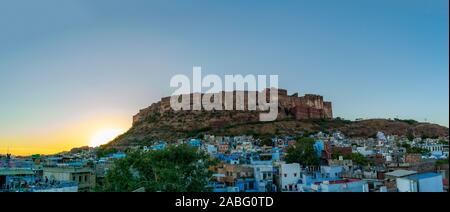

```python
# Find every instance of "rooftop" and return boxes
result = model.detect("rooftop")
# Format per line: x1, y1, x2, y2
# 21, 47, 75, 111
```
385, 170, 418, 178
314, 179, 362, 185
405, 172, 442, 181
0, 168, 35, 176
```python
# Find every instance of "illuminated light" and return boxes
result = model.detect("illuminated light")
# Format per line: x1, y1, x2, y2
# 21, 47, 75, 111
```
89, 128, 124, 147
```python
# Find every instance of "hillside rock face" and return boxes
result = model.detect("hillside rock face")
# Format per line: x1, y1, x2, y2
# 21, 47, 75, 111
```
132, 88, 333, 126
107, 89, 448, 148
338, 119, 449, 139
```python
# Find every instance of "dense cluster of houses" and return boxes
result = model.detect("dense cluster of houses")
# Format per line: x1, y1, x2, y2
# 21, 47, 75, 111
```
181, 132, 448, 192
0, 149, 125, 192
1, 131, 448, 192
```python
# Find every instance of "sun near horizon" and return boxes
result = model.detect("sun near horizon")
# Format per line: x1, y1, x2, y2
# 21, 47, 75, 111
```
89, 128, 125, 148
0, 115, 131, 156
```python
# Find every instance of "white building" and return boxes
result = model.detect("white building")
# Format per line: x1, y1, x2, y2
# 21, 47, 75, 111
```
356, 147, 374, 156
252, 161, 274, 192
279, 163, 301, 192
421, 144, 447, 152
396, 172, 444, 192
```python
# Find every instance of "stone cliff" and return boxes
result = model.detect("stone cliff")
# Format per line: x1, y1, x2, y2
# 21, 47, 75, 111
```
106, 89, 448, 149
132, 88, 333, 126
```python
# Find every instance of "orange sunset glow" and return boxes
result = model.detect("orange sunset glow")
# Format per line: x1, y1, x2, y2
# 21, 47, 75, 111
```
0, 115, 130, 156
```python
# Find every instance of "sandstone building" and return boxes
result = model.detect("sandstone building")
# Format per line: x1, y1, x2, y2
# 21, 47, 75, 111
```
133, 88, 333, 125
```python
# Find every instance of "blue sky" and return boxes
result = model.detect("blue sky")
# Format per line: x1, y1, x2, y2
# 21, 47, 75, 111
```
0, 0, 448, 153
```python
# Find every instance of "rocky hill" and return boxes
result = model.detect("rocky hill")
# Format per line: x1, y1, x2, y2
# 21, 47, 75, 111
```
106, 90, 448, 149
337, 119, 448, 139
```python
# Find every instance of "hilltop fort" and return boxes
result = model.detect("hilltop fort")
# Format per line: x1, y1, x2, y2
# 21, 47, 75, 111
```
106, 89, 447, 148
132, 88, 333, 126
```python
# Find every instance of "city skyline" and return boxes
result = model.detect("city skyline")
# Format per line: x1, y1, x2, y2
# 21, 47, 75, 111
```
0, 0, 448, 155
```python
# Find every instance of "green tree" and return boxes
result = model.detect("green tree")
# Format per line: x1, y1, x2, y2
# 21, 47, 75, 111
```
438, 140, 449, 145
101, 145, 215, 192
436, 159, 449, 166
258, 135, 273, 146
348, 153, 369, 166
102, 154, 140, 192
332, 152, 369, 166
400, 143, 430, 154
285, 137, 320, 166
96, 147, 118, 158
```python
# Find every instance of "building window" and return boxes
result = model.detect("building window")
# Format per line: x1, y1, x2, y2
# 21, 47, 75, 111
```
79, 176, 82, 182
284, 174, 287, 178
294, 173, 297, 177
72, 176, 76, 181
85, 176, 88, 182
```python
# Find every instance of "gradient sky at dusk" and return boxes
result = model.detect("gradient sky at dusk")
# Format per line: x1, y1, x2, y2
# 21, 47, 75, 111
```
0, 0, 448, 155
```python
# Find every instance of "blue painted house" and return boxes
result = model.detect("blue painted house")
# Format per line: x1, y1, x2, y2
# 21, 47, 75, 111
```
188, 139, 202, 148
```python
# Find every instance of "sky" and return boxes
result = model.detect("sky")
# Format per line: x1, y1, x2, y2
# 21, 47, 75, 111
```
0, 0, 448, 155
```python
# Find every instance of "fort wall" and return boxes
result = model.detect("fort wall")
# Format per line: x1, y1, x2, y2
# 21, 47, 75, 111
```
133, 89, 333, 125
